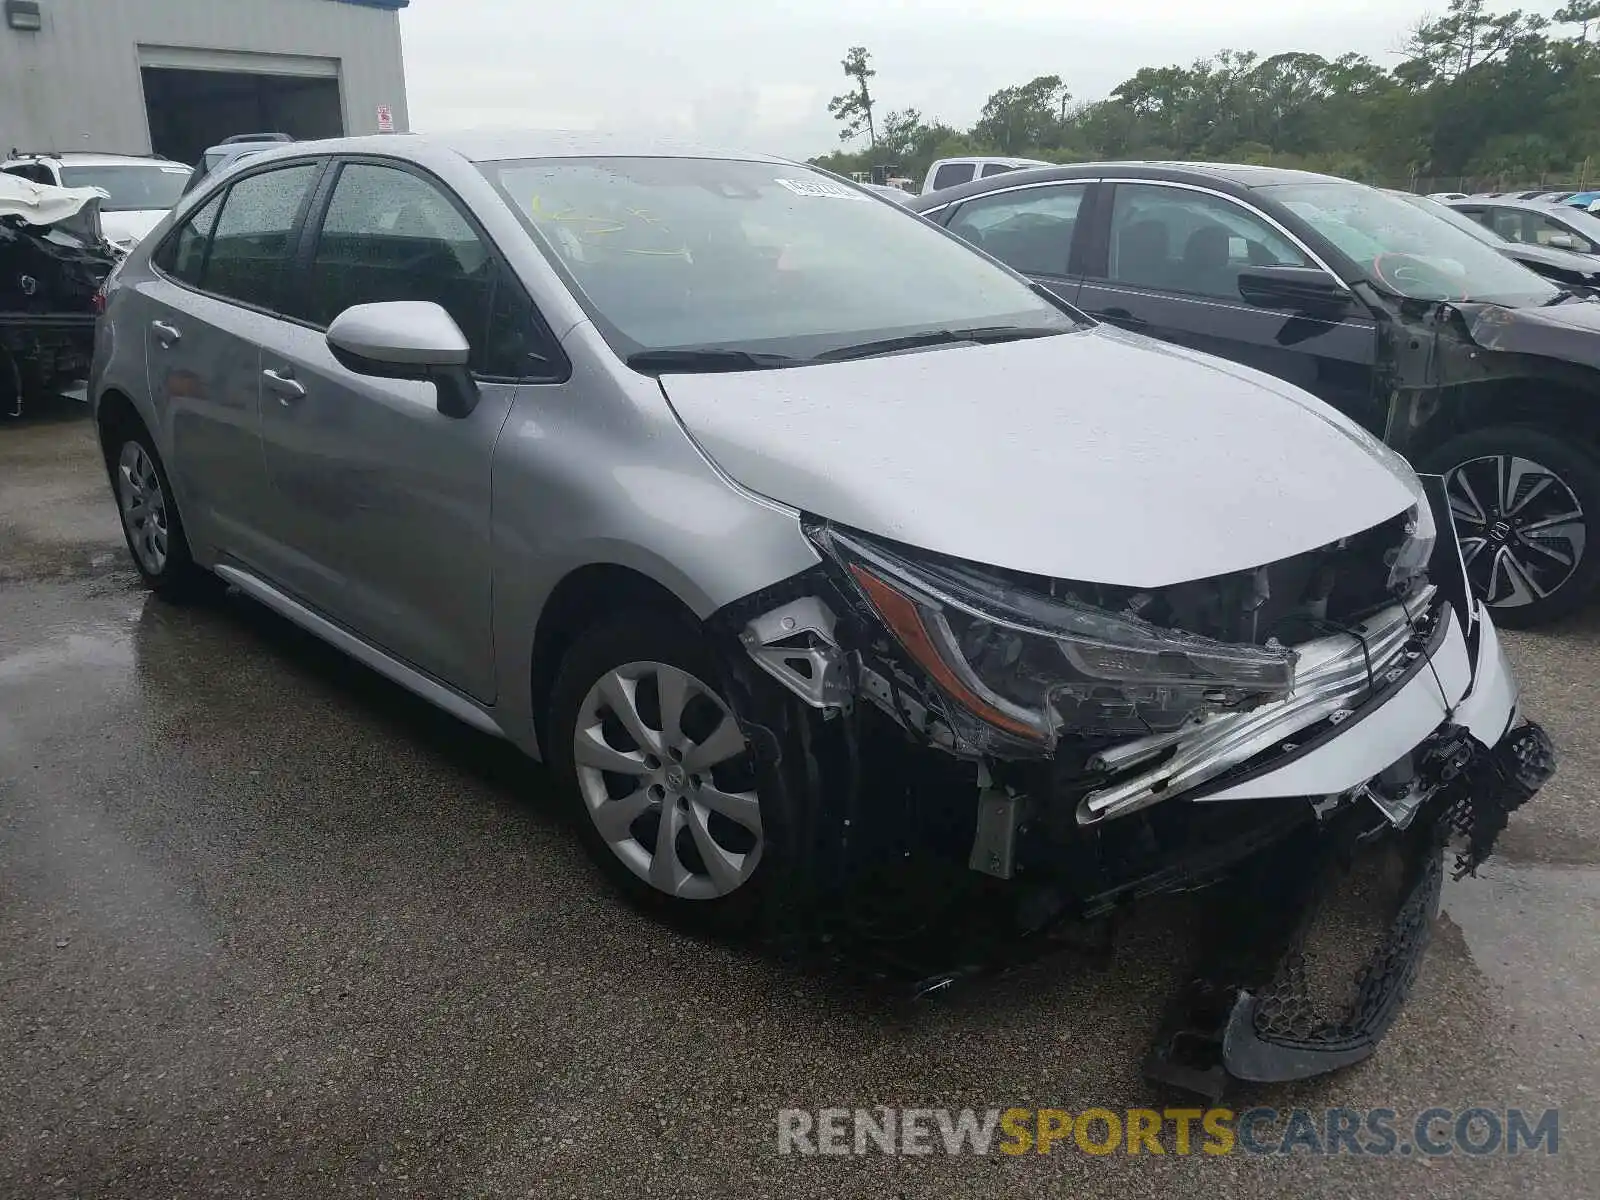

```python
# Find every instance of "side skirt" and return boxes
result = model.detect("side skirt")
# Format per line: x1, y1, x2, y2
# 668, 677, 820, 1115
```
212, 562, 508, 741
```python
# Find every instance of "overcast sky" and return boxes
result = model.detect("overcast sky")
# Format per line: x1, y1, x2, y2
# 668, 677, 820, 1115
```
398, 0, 1571, 158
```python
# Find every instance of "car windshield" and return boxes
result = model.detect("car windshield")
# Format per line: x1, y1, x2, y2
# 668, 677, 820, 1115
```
1539, 203, 1600, 242
480, 156, 1080, 362
1264, 181, 1558, 306
58, 163, 191, 212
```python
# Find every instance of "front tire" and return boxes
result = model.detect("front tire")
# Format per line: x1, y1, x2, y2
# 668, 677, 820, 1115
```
548, 612, 772, 928
1423, 426, 1600, 628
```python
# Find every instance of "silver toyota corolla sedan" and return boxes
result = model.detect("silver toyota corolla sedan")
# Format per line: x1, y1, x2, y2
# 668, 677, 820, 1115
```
91, 132, 1551, 1090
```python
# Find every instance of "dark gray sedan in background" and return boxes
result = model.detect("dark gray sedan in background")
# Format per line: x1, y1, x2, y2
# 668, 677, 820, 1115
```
911, 162, 1600, 625
1391, 192, 1600, 293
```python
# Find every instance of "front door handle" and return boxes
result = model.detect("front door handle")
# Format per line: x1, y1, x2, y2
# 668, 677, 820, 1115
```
151, 320, 181, 347
262, 367, 307, 402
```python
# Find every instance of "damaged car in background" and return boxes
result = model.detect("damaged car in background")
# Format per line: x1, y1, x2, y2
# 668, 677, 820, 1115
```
2, 173, 119, 418
911, 162, 1600, 626
92, 137, 1553, 1098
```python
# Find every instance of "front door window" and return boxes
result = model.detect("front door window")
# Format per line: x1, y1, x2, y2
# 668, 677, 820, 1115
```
1106, 183, 1309, 301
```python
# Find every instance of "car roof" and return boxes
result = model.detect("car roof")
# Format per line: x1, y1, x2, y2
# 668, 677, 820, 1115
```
1450, 196, 1578, 212
933, 155, 1051, 165
249, 130, 791, 166
1075, 160, 1342, 185
204, 140, 286, 156
906, 159, 1347, 210
4, 151, 173, 166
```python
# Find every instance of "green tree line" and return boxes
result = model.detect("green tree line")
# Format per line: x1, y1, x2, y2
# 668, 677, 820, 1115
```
811, 1, 1600, 190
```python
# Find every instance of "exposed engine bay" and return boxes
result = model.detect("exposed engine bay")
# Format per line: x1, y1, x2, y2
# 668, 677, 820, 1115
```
713, 475, 1552, 1095
1, 174, 118, 417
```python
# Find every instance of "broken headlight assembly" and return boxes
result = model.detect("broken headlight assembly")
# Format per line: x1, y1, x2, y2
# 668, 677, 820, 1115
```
812, 528, 1298, 751
1387, 475, 1437, 594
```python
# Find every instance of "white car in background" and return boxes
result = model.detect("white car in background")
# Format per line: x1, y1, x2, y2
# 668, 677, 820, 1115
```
0, 152, 192, 251
862, 182, 915, 203
921, 155, 1053, 194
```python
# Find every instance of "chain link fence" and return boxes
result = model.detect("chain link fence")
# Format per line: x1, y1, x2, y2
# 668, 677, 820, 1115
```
1395, 172, 1597, 196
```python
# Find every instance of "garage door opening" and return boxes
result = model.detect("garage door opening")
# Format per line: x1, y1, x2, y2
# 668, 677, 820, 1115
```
142, 67, 344, 164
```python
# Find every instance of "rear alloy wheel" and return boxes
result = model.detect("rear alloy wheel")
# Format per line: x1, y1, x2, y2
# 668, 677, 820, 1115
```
110, 427, 214, 600
117, 439, 172, 577
549, 615, 771, 923
1427, 426, 1600, 627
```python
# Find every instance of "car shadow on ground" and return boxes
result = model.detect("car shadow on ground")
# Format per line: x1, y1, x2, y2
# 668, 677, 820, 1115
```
121, 578, 1443, 1111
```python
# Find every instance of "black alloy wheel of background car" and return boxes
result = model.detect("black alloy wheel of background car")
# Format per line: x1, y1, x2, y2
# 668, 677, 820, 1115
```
1424, 427, 1600, 626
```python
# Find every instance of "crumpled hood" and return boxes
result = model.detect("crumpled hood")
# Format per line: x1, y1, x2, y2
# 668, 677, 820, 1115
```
0, 173, 107, 239
1456, 297, 1600, 367
659, 324, 1419, 587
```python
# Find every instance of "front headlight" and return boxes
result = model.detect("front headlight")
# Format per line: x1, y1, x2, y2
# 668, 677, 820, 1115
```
1387, 473, 1437, 594
817, 529, 1297, 748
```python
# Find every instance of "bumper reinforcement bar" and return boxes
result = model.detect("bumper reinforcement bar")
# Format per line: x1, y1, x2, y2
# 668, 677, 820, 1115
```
1143, 720, 1554, 1099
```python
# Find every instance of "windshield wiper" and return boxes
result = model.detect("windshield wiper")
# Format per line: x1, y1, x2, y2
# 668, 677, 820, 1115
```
625, 347, 802, 374
1541, 288, 1580, 307
811, 325, 1061, 364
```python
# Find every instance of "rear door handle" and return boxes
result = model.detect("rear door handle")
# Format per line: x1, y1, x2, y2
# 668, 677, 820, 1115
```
262, 367, 307, 402
151, 320, 181, 346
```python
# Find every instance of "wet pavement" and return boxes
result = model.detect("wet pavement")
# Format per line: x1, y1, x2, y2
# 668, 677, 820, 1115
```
3, 403, 1597, 1198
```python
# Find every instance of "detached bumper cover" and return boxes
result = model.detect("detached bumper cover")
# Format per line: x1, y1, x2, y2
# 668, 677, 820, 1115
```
1144, 720, 1555, 1098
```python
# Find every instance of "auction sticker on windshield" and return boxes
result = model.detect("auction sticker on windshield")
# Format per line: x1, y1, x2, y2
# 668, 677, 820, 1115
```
775, 177, 869, 200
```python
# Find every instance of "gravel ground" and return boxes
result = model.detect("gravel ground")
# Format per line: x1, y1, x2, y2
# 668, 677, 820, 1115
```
3, 403, 1596, 1198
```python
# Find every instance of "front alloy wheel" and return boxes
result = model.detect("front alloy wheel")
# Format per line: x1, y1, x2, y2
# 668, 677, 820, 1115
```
1446, 455, 1584, 610
571, 660, 763, 900
1427, 424, 1600, 627
117, 439, 171, 576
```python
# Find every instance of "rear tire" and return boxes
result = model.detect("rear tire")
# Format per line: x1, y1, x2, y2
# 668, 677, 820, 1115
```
106, 422, 215, 601
547, 611, 775, 931
1421, 425, 1600, 628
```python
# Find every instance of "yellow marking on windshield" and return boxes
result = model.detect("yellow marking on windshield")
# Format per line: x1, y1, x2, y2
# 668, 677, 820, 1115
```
527, 193, 689, 257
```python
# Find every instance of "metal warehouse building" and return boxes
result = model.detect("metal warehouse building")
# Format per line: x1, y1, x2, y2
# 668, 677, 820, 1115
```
0, 0, 409, 163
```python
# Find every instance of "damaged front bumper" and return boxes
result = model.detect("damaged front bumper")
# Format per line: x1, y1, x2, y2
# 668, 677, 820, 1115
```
724, 494, 1551, 1093
1144, 716, 1553, 1098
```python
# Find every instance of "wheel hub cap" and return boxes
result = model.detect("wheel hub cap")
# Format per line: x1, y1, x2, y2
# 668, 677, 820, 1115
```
572, 660, 763, 900
116, 440, 169, 576
1446, 454, 1585, 609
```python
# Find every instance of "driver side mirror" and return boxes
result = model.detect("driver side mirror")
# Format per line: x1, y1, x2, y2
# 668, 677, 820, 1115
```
326, 301, 481, 418
1547, 232, 1581, 251
1237, 265, 1351, 317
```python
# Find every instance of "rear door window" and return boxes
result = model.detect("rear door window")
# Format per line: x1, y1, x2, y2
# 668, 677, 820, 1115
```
3, 163, 56, 186
931, 163, 975, 191
980, 163, 1018, 178
1486, 207, 1527, 242
946, 184, 1087, 277
202, 163, 320, 310
153, 192, 224, 287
